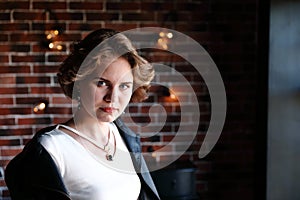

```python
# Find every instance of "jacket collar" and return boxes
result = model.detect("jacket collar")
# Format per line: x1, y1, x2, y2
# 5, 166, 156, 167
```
114, 118, 160, 199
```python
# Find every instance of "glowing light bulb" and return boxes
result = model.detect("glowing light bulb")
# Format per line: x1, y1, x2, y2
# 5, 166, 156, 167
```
49, 42, 54, 49
46, 33, 53, 40
166, 32, 173, 39
56, 44, 63, 50
33, 102, 47, 113
159, 32, 165, 37
53, 29, 59, 35
170, 93, 176, 99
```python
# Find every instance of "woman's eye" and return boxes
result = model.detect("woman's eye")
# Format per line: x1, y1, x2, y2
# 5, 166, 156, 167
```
97, 81, 107, 87
120, 84, 130, 90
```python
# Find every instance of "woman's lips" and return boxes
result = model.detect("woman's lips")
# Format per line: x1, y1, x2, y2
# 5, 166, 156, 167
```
100, 107, 117, 114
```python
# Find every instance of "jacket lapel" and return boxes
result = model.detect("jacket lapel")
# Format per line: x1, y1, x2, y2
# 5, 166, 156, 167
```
114, 118, 160, 199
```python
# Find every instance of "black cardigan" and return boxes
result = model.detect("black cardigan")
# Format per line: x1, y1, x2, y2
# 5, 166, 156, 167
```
5, 118, 160, 200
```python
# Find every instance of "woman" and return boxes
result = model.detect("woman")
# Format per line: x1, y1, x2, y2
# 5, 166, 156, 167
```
5, 29, 160, 200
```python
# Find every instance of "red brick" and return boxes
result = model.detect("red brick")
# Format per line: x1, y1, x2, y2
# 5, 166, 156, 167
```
141, 123, 172, 133
52, 97, 71, 104
0, 139, 20, 146
32, 44, 49, 53
0, 128, 33, 136
86, 13, 119, 21
16, 97, 49, 105
0, 65, 31, 74
0, 45, 10, 52
0, 22, 29, 31
47, 55, 68, 63
11, 33, 42, 42
0, 87, 28, 95
32, 22, 66, 32
12, 55, 45, 63
103, 23, 138, 31
0, 148, 22, 157
0, 34, 8, 42
147, 53, 186, 63
16, 76, 51, 84
33, 64, 59, 73
18, 117, 52, 125
130, 116, 151, 124
0, 1, 29, 9
13, 12, 45, 21
53, 117, 71, 124
122, 13, 155, 21
0, 13, 10, 21
106, 2, 140, 11
0, 55, 9, 63
52, 12, 83, 21
70, 2, 103, 10
56, 33, 82, 42
11, 44, 31, 52
30, 86, 63, 94
0, 108, 32, 115
140, 2, 173, 11
142, 144, 172, 152
33, 2, 66, 9
139, 23, 163, 28
0, 76, 15, 84
0, 118, 15, 126
46, 107, 72, 115
0, 98, 13, 105
68, 23, 93, 31
174, 63, 198, 73
140, 105, 173, 113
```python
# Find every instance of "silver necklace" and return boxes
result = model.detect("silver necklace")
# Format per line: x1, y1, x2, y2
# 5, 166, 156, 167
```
57, 124, 116, 161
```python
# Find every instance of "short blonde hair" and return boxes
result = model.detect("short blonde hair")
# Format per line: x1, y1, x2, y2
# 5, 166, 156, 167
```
57, 29, 154, 102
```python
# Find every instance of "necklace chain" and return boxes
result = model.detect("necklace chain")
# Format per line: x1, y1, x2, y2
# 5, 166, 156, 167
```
57, 124, 116, 161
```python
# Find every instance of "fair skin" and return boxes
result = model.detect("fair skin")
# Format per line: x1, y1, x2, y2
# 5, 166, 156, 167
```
61, 57, 133, 153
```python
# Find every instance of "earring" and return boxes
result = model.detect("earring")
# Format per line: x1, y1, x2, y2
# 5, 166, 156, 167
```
76, 92, 81, 110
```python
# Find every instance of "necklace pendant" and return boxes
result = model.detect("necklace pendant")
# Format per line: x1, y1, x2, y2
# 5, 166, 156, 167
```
106, 154, 113, 161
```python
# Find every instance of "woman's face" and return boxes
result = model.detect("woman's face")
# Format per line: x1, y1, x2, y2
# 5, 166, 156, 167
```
78, 57, 133, 123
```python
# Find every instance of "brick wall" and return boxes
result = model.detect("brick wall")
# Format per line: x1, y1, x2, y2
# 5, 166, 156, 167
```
0, 0, 268, 199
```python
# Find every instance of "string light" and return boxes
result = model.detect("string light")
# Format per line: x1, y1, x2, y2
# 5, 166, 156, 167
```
170, 93, 176, 100
33, 100, 48, 113
45, 29, 60, 40
48, 41, 63, 50
166, 32, 173, 39
44, 27, 64, 51
157, 31, 173, 50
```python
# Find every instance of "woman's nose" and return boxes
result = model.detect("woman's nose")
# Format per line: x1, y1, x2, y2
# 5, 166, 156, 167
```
103, 88, 118, 103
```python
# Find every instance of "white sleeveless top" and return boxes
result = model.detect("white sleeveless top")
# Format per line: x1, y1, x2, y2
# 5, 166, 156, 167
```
39, 123, 141, 200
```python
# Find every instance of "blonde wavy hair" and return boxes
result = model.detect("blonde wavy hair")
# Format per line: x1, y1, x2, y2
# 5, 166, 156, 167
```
57, 29, 154, 102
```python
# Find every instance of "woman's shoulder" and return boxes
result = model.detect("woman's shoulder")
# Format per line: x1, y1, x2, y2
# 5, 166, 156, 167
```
4, 125, 59, 179
5, 125, 70, 199
6, 125, 63, 167
35, 125, 62, 139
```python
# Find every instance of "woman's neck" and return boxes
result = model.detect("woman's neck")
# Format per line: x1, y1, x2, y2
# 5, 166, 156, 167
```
65, 115, 110, 143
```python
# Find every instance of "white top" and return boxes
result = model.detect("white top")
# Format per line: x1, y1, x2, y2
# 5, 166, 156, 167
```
40, 123, 141, 200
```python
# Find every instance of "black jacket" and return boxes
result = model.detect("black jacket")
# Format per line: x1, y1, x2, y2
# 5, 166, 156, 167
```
5, 118, 160, 200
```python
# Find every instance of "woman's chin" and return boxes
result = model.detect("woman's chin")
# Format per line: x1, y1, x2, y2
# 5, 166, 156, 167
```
96, 113, 119, 123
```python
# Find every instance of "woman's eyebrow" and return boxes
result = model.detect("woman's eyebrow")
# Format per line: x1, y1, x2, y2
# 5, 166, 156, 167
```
121, 81, 133, 84
94, 77, 110, 82
94, 77, 133, 84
